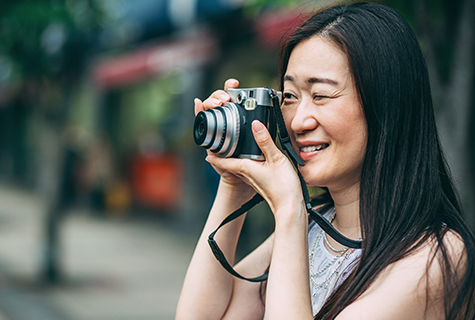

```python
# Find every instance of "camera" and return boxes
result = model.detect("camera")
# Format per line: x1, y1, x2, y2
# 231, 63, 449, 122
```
193, 87, 279, 160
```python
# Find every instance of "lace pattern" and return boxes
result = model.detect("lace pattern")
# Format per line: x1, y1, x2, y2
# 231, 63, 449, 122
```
307, 212, 361, 315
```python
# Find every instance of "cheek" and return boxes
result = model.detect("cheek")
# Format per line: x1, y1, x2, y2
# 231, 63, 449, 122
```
342, 118, 367, 162
335, 103, 366, 134
350, 113, 368, 147
282, 107, 296, 132
281, 108, 300, 152
329, 110, 367, 150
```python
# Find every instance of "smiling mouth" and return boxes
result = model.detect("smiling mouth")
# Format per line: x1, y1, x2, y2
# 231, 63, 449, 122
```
300, 144, 329, 152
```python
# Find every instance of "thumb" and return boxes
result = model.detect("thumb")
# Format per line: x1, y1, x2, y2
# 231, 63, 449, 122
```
252, 120, 283, 163
194, 98, 205, 115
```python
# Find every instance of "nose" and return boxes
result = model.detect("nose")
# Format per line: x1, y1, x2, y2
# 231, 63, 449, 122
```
289, 99, 318, 135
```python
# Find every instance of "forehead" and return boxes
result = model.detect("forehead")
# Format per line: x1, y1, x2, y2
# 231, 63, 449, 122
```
285, 36, 351, 84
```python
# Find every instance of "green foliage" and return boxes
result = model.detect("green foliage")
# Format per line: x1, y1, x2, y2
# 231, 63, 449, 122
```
0, 0, 103, 80
243, 0, 314, 16
245, 0, 307, 9
384, 0, 459, 83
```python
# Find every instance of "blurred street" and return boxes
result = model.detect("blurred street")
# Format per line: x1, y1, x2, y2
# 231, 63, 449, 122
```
0, 1, 474, 319
0, 183, 196, 320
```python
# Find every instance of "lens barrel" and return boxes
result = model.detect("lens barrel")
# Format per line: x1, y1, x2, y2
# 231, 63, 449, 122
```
193, 103, 242, 158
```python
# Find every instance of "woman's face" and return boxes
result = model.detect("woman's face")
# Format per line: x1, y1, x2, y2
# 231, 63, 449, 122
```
282, 36, 367, 193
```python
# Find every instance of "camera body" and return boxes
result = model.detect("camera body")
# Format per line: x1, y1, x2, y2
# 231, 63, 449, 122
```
193, 87, 278, 160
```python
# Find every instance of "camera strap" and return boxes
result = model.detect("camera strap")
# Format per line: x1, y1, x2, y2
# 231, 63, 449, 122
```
207, 88, 362, 283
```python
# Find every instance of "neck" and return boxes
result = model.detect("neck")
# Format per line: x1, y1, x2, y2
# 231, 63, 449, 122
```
328, 184, 361, 241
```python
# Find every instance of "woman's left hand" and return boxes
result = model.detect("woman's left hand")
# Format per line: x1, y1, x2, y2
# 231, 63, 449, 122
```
205, 119, 304, 218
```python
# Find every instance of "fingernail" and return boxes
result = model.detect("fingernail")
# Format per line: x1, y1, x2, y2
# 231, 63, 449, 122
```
252, 120, 265, 133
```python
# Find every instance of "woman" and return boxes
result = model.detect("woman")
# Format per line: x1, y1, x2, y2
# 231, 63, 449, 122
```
176, 2, 475, 319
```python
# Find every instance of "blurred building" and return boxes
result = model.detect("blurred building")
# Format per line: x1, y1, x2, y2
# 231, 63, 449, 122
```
0, 0, 313, 233
76, 0, 307, 224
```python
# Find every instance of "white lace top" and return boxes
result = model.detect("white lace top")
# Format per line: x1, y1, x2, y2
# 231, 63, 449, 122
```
307, 211, 361, 315
263, 210, 361, 319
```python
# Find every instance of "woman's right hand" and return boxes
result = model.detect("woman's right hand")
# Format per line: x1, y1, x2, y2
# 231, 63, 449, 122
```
195, 79, 252, 190
178, 78, 273, 320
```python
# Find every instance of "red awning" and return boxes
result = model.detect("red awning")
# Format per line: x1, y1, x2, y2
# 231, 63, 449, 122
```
92, 29, 218, 89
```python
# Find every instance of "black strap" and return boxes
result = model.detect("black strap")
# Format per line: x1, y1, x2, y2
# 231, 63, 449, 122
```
207, 88, 362, 283
272, 92, 304, 168
270, 90, 362, 250
207, 193, 268, 282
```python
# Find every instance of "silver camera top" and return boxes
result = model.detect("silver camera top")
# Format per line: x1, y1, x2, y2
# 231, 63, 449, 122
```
225, 88, 281, 110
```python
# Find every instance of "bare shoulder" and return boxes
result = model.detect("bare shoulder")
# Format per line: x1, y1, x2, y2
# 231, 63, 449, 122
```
336, 230, 467, 320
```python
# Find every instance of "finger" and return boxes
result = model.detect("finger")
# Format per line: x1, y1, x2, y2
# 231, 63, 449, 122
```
252, 120, 284, 164
205, 153, 248, 178
202, 90, 230, 110
224, 78, 239, 90
194, 98, 204, 115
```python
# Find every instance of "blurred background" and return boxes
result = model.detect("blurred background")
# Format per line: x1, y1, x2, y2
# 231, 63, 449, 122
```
0, 0, 473, 319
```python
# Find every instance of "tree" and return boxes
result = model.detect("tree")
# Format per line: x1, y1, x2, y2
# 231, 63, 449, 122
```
392, 0, 475, 229
0, 0, 104, 283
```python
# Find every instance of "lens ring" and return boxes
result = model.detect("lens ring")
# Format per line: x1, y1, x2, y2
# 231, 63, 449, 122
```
219, 107, 234, 155
209, 108, 226, 151
202, 111, 217, 147
193, 111, 217, 147
219, 103, 241, 158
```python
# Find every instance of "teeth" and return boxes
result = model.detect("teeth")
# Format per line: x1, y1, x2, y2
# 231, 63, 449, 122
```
301, 144, 328, 152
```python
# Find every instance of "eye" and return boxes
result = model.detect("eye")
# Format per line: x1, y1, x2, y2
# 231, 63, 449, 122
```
283, 92, 297, 104
313, 94, 329, 101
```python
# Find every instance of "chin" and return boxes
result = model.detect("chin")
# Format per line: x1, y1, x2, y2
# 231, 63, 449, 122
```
299, 171, 328, 188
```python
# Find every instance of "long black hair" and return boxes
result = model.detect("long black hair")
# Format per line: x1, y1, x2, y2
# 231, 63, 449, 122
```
279, 2, 475, 319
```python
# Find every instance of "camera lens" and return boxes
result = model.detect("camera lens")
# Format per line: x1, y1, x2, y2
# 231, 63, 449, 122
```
197, 122, 205, 136
193, 112, 215, 147
193, 103, 242, 157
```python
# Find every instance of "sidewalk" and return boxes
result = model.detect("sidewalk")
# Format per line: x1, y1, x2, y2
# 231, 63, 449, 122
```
0, 184, 197, 320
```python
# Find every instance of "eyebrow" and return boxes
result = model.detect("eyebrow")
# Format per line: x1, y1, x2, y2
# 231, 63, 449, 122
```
283, 75, 339, 86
